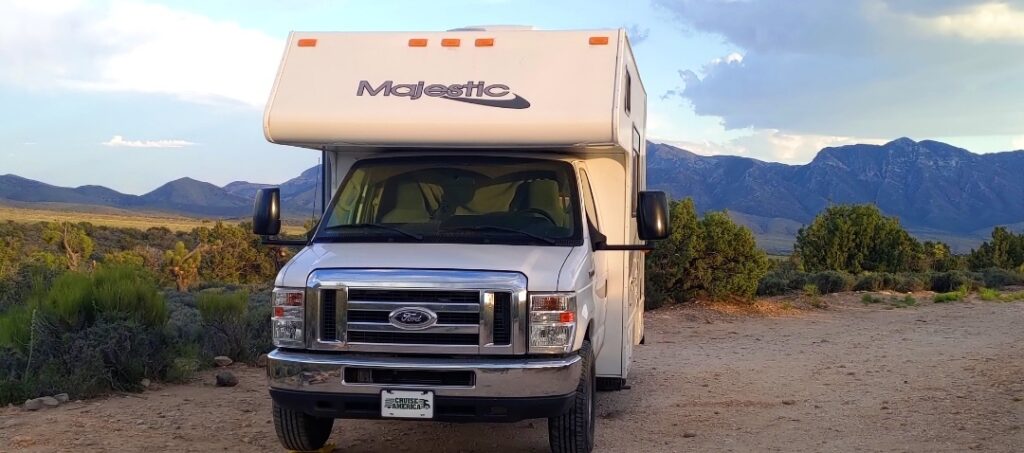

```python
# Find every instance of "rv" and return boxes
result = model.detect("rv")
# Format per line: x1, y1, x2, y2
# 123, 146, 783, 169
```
254, 27, 669, 453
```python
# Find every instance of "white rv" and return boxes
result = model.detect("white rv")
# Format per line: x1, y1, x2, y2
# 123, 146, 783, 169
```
254, 27, 669, 453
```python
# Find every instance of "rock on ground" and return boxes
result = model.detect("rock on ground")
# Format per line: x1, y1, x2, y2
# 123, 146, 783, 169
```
22, 399, 43, 411
215, 371, 239, 387
213, 356, 233, 367
54, 393, 69, 404
39, 397, 60, 408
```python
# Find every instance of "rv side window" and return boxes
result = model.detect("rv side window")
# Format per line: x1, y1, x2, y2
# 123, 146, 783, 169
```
579, 168, 600, 230
624, 71, 632, 116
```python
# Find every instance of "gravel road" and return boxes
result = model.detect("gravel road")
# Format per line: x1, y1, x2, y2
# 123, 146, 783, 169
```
3, 294, 1023, 452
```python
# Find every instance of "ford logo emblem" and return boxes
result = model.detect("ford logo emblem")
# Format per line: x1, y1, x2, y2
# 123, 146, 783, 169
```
388, 307, 438, 330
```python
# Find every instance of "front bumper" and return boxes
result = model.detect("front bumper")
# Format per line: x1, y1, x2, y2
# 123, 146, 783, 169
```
267, 349, 581, 421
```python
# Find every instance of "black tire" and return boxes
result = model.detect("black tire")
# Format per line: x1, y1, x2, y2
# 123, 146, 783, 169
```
549, 340, 596, 453
272, 402, 334, 451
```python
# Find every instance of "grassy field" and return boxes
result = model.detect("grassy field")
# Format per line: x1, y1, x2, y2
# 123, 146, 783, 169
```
0, 203, 306, 234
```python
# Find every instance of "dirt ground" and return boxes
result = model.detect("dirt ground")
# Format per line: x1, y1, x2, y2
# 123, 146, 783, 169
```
2, 294, 1023, 452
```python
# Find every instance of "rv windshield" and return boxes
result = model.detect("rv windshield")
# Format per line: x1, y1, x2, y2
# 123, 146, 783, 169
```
314, 157, 582, 246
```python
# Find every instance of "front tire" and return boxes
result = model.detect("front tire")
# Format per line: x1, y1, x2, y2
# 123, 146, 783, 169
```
272, 402, 334, 451
548, 340, 596, 453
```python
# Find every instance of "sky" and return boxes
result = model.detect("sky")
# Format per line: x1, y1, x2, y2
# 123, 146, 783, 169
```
2, 0, 1023, 194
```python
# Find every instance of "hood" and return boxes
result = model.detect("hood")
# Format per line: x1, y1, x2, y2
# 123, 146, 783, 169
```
276, 243, 576, 291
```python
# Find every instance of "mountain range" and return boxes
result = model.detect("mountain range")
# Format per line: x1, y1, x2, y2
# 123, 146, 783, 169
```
0, 165, 322, 220
648, 138, 1024, 251
3, 138, 1022, 252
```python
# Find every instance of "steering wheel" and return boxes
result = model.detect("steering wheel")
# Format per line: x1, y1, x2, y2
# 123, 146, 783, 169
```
518, 208, 557, 225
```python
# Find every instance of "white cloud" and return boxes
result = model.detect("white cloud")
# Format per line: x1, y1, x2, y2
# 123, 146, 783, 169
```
922, 2, 1024, 42
102, 135, 195, 148
0, 1, 283, 107
656, 0, 1024, 138
1012, 135, 1024, 150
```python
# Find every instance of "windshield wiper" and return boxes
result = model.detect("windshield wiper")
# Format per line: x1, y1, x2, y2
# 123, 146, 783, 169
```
322, 223, 423, 240
441, 225, 557, 245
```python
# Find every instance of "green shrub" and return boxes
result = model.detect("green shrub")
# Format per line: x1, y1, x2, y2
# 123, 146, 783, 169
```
933, 291, 964, 303
853, 273, 884, 292
929, 271, 980, 293
861, 294, 884, 304
245, 292, 273, 359
795, 204, 922, 273
978, 287, 1001, 301
0, 306, 33, 350
646, 199, 769, 304
91, 265, 167, 327
893, 295, 917, 308
979, 268, 1024, 289
893, 273, 926, 293
197, 289, 251, 361
757, 275, 790, 296
811, 271, 852, 294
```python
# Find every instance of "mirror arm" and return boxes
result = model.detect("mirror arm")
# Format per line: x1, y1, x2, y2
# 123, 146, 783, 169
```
594, 242, 654, 251
259, 237, 308, 247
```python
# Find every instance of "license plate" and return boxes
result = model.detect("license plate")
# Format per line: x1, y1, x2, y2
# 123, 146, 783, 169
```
381, 390, 434, 419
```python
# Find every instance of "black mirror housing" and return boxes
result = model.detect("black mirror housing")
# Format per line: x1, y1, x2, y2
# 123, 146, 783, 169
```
253, 188, 282, 236
637, 191, 669, 240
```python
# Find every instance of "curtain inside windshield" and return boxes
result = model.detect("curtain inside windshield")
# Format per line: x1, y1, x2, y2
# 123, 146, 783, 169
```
318, 157, 581, 245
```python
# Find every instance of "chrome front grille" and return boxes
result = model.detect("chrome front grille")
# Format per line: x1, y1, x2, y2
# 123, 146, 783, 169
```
306, 269, 527, 355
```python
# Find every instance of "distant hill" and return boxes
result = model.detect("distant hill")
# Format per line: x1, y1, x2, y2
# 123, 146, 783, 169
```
4, 138, 1023, 252
648, 138, 1024, 252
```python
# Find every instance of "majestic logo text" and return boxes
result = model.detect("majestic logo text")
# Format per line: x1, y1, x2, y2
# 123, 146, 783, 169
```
357, 80, 531, 109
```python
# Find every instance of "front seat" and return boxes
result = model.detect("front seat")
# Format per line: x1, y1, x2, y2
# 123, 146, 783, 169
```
514, 180, 566, 226
381, 182, 430, 223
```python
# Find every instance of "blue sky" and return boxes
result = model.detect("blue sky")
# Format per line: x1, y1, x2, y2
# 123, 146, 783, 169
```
2, 0, 1023, 194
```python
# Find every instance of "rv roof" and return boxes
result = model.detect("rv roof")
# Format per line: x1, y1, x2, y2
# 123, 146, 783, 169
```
263, 28, 644, 152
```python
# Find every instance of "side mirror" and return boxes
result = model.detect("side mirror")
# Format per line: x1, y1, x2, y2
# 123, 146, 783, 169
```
253, 188, 281, 236
637, 191, 669, 240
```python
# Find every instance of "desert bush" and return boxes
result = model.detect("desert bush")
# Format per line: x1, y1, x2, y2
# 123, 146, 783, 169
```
811, 271, 853, 294
795, 204, 923, 273
0, 262, 63, 312
646, 201, 770, 305
929, 271, 980, 293
979, 268, 1024, 289
756, 261, 809, 296
853, 273, 883, 292
245, 292, 274, 359
978, 287, 1001, 301
861, 294, 884, 304
933, 287, 967, 303
695, 212, 771, 300
893, 273, 927, 293
197, 289, 250, 361
645, 198, 703, 307
756, 275, 790, 296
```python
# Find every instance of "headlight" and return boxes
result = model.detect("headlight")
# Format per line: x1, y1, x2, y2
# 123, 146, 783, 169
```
528, 293, 577, 354
271, 287, 305, 348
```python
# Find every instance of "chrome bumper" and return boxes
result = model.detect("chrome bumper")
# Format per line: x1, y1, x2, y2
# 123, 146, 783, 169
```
267, 349, 581, 398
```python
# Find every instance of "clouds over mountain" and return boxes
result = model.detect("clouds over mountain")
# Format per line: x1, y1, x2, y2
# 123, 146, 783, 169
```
656, 0, 1024, 138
